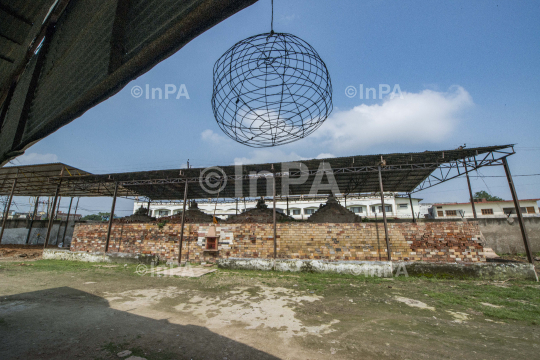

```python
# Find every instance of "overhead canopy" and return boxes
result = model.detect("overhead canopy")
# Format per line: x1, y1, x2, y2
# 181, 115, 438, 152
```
0, 163, 138, 198
0, 0, 258, 165
49, 144, 514, 201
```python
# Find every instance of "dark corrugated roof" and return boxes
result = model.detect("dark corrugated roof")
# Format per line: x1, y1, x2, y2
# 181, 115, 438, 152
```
57, 144, 514, 200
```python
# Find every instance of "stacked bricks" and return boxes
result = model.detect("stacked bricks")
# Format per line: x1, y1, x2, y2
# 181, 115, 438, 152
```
71, 221, 486, 263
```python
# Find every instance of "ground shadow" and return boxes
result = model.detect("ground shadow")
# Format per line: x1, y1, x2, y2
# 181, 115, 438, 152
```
0, 287, 281, 359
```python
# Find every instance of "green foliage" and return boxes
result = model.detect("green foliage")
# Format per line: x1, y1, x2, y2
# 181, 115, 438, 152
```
157, 220, 168, 229
80, 212, 116, 221
473, 190, 503, 201
81, 214, 102, 221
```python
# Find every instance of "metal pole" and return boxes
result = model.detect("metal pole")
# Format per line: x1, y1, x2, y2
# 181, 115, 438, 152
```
344, 195, 347, 208
236, 199, 238, 215
502, 157, 533, 264
61, 197, 73, 246
26, 196, 39, 244
408, 193, 416, 223
147, 199, 151, 216
0, 176, 18, 244
44, 181, 62, 248
53, 196, 62, 245
463, 160, 477, 219
104, 182, 119, 252
73, 197, 80, 218
378, 166, 391, 261
273, 172, 277, 259
178, 180, 189, 264
286, 196, 289, 215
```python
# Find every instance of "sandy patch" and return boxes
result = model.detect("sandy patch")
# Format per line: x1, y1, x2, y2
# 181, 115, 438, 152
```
481, 302, 503, 308
174, 286, 339, 338
394, 296, 435, 311
447, 311, 470, 323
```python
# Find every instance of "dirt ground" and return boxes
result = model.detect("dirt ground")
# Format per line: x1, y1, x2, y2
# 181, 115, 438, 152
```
0, 245, 43, 261
0, 260, 539, 360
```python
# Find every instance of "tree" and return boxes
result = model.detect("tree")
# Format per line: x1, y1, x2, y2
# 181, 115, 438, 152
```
80, 212, 116, 221
473, 190, 503, 202
81, 214, 102, 221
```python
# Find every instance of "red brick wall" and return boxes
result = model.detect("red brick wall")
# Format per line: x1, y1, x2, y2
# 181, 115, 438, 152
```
71, 221, 485, 263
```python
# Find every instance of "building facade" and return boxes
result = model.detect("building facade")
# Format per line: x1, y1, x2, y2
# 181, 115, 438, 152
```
429, 199, 539, 219
133, 194, 423, 220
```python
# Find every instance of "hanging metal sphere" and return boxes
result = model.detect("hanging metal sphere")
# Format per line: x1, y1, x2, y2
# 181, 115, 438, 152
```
212, 32, 333, 147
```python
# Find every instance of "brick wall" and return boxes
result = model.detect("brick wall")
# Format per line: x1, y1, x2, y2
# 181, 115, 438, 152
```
71, 221, 485, 263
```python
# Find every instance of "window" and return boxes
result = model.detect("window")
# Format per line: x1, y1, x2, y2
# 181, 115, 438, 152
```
481, 209, 494, 215
173, 210, 183, 215
350, 206, 363, 213
437, 211, 444, 217
371, 205, 392, 213
503, 207, 530, 215
304, 208, 316, 215
292, 209, 301, 215
399, 204, 408, 209
446, 210, 457, 216
436, 206, 443, 209
378, 205, 392, 213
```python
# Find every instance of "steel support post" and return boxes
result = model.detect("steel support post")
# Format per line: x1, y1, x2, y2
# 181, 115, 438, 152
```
61, 197, 73, 246
408, 193, 416, 223
0, 176, 18, 244
44, 181, 62, 248
104, 182, 119, 252
26, 196, 39, 244
273, 173, 277, 259
463, 161, 477, 219
378, 166, 391, 261
502, 157, 533, 264
178, 181, 189, 264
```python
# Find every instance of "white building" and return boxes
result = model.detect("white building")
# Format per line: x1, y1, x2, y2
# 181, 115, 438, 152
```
429, 199, 539, 219
133, 194, 423, 220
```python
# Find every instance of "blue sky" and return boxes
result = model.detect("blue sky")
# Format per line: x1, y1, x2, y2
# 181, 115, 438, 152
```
9, 0, 540, 216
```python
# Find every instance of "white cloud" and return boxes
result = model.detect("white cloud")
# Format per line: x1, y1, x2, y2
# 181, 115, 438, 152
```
11, 152, 59, 165
313, 86, 473, 152
201, 129, 224, 142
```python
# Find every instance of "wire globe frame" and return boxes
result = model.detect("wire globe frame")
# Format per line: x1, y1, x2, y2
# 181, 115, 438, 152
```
211, 32, 333, 148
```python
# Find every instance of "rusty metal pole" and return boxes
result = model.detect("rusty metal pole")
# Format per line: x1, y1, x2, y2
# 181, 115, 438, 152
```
61, 197, 73, 246
463, 160, 477, 219
408, 193, 416, 223
26, 196, 40, 244
44, 181, 62, 248
0, 175, 18, 244
502, 157, 533, 264
286, 196, 289, 216
273, 172, 277, 259
378, 166, 391, 261
104, 182, 119, 252
178, 179, 189, 264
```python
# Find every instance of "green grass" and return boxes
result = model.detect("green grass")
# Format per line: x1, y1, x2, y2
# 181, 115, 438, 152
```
425, 283, 540, 323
